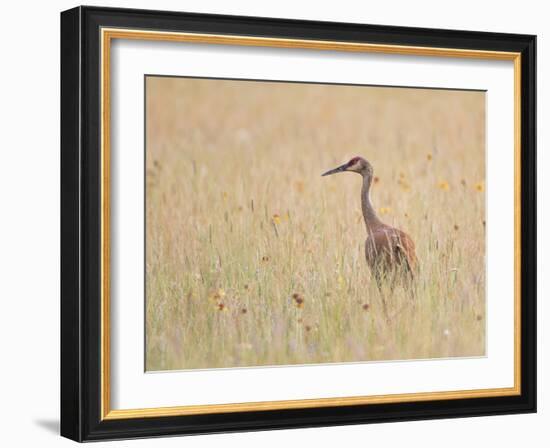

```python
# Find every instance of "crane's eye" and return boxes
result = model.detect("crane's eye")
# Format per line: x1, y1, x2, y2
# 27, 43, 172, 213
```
348, 157, 360, 166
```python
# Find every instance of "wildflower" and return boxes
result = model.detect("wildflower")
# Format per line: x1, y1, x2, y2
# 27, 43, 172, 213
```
241, 308, 247, 314
379, 207, 391, 215
398, 179, 411, 192
337, 275, 345, 287
427, 153, 433, 161
373, 176, 380, 184
222, 191, 229, 201
209, 288, 225, 302
272, 214, 281, 225
437, 181, 450, 191
362, 303, 370, 311
217, 303, 226, 311
292, 293, 304, 308
474, 182, 484, 192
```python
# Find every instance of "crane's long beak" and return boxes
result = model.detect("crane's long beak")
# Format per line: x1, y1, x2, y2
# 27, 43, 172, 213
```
321, 163, 348, 177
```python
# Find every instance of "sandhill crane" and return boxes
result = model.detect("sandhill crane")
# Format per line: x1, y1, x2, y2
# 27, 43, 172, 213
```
322, 156, 418, 318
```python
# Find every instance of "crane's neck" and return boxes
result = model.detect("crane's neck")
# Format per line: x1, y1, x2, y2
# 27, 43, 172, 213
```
361, 174, 383, 235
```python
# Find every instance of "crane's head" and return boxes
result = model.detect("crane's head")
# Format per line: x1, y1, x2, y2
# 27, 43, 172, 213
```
322, 156, 373, 178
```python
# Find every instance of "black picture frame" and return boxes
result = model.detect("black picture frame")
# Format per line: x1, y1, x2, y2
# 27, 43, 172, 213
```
61, 5, 536, 442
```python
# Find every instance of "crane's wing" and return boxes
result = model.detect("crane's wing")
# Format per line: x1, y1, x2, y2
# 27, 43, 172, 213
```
393, 231, 418, 276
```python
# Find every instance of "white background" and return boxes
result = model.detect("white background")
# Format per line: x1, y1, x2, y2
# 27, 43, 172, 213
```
112, 40, 515, 409
0, 0, 546, 447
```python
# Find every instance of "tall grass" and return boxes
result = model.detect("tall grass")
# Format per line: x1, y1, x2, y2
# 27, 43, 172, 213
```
145, 77, 486, 371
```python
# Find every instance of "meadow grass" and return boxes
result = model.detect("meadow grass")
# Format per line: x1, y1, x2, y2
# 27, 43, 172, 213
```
145, 77, 486, 371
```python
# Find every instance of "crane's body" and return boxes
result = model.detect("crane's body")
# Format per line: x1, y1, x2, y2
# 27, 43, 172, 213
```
322, 156, 418, 297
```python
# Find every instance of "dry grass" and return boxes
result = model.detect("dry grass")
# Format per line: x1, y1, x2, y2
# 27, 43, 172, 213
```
145, 77, 486, 371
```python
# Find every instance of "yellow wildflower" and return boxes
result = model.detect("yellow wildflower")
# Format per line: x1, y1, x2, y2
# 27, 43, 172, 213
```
398, 179, 411, 191
209, 288, 225, 302
437, 181, 450, 191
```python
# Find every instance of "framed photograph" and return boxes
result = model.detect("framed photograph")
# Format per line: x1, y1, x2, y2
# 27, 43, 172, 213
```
61, 6, 536, 441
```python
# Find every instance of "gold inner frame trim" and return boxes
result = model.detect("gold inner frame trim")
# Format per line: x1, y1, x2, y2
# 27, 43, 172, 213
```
100, 27, 522, 420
